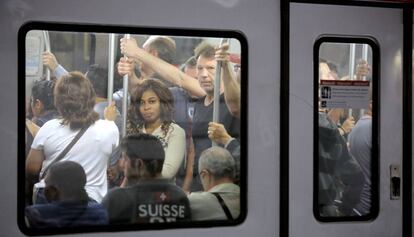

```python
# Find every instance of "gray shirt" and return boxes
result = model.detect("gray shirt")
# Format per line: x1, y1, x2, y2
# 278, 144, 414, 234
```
188, 183, 240, 221
348, 115, 372, 215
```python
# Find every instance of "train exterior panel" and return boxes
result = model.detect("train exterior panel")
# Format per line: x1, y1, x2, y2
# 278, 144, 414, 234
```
1, 0, 280, 236
1, 0, 413, 236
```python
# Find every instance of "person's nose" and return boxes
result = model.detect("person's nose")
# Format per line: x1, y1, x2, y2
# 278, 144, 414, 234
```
142, 103, 150, 111
200, 68, 209, 78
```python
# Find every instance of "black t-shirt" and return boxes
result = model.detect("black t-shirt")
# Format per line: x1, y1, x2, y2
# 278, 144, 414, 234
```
169, 87, 194, 134
192, 94, 240, 175
102, 179, 191, 224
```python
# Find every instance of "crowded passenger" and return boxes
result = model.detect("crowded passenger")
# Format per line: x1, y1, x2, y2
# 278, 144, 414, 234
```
188, 146, 240, 221
24, 79, 59, 204
41, 52, 125, 188
42, 52, 123, 125
348, 100, 373, 216
25, 33, 243, 226
318, 57, 365, 216
29, 80, 59, 127
208, 122, 240, 184
319, 58, 356, 138
318, 109, 364, 216
190, 42, 240, 191
102, 134, 191, 224
25, 161, 108, 228
120, 79, 186, 180
26, 72, 119, 204
118, 36, 195, 190
120, 36, 205, 98
181, 56, 198, 80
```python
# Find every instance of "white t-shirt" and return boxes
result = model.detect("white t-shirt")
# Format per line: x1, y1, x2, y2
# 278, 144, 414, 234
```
31, 119, 119, 203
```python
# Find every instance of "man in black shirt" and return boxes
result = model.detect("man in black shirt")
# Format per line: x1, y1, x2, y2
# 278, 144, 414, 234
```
191, 42, 240, 191
102, 134, 191, 224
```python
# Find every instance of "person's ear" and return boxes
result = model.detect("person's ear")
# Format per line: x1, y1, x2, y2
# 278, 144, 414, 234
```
44, 186, 59, 202
137, 159, 144, 168
34, 99, 44, 112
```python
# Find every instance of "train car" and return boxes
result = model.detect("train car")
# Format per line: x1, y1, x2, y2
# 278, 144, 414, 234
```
0, 0, 413, 236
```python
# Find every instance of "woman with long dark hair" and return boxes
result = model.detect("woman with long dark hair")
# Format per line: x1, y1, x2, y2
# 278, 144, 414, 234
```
126, 79, 186, 180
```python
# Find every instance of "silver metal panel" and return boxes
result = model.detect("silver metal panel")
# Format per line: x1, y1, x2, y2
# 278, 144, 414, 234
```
0, 0, 280, 236
290, 3, 402, 237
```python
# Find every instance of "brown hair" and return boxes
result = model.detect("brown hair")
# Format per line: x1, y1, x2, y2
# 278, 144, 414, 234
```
194, 41, 215, 59
54, 71, 99, 130
128, 79, 174, 137
146, 36, 176, 64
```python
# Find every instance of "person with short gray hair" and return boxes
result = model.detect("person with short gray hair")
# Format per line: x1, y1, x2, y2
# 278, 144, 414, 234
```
188, 146, 240, 221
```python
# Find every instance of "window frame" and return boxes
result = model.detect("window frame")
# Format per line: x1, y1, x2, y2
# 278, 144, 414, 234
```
18, 21, 248, 235
313, 35, 380, 222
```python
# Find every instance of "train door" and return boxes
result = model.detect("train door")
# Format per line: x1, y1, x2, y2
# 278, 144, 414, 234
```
285, 2, 404, 236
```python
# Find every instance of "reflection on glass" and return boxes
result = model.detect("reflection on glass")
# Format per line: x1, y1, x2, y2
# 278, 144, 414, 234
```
317, 42, 374, 218
23, 28, 243, 232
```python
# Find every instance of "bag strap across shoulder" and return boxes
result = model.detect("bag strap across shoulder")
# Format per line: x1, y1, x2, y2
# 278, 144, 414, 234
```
40, 126, 88, 180
212, 192, 234, 220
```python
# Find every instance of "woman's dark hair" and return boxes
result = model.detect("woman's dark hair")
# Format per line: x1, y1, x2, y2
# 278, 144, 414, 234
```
54, 71, 99, 130
128, 79, 174, 137
31, 80, 56, 111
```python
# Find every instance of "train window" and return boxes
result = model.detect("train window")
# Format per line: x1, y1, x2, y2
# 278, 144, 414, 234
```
19, 22, 247, 235
314, 36, 379, 221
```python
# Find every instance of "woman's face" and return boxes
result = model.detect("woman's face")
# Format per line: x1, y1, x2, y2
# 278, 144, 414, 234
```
139, 89, 161, 124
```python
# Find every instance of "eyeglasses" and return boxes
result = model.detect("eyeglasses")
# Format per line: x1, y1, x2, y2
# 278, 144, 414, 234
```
233, 64, 241, 72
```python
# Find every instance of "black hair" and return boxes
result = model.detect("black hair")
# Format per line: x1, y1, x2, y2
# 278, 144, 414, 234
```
31, 80, 56, 111
45, 161, 88, 201
85, 64, 108, 98
121, 134, 165, 176
129, 79, 175, 137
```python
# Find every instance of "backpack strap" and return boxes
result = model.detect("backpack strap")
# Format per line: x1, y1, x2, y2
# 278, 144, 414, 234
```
212, 192, 234, 220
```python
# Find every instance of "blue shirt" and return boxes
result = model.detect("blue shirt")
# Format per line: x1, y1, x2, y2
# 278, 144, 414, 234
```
25, 200, 108, 228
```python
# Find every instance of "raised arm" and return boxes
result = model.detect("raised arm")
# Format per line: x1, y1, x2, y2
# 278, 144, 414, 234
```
120, 37, 205, 98
215, 44, 241, 118
42, 51, 68, 79
117, 57, 143, 94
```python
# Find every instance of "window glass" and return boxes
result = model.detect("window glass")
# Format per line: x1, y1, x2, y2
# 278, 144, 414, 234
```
21, 23, 246, 235
314, 37, 378, 221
